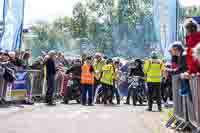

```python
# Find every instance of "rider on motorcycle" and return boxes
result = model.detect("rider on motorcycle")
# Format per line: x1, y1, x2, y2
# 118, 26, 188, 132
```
125, 59, 144, 105
63, 59, 82, 104
66, 59, 82, 81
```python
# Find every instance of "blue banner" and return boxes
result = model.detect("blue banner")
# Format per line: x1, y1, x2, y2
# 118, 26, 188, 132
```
0, 0, 25, 51
0, 0, 5, 43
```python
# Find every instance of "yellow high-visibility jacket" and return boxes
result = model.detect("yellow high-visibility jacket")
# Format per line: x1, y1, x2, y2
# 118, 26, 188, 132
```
144, 59, 164, 83
93, 60, 105, 80
100, 64, 114, 86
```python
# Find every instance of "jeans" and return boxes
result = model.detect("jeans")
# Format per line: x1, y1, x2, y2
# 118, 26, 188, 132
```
126, 87, 132, 103
81, 84, 93, 105
113, 87, 120, 103
161, 79, 172, 102
113, 88, 120, 98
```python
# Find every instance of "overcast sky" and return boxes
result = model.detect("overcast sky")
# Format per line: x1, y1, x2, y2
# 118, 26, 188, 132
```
179, 0, 200, 6
24, 0, 200, 25
24, 0, 79, 24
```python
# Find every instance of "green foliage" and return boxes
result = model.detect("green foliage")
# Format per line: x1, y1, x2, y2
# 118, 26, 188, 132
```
23, 16, 77, 56
184, 6, 200, 17
23, 0, 156, 58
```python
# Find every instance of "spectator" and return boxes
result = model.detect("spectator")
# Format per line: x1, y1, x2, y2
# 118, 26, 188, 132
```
168, 43, 179, 70
173, 44, 190, 96
193, 42, 200, 72
8, 51, 24, 69
31, 56, 44, 69
45, 50, 57, 105
23, 51, 31, 68
185, 21, 200, 74
112, 60, 121, 104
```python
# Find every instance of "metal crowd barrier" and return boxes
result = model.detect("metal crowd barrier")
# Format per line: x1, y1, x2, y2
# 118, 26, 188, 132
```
166, 75, 189, 130
10, 69, 41, 101
0, 66, 6, 101
0, 67, 67, 104
28, 69, 45, 101
188, 76, 200, 132
0, 66, 12, 102
166, 75, 200, 132
172, 75, 188, 123
18, 69, 63, 101
29, 70, 44, 96
0, 69, 46, 102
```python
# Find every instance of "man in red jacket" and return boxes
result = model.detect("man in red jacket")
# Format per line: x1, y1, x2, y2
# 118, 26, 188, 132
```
185, 21, 200, 74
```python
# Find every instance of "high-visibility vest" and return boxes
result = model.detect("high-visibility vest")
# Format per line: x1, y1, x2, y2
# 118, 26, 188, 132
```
81, 64, 94, 85
93, 60, 105, 80
100, 64, 114, 85
144, 59, 163, 83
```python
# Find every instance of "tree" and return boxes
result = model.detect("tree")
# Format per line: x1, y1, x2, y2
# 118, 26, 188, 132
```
184, 6, 200, 17
23, 17, 78, 57
23, 0, 157, 58
72, 2, 89, 38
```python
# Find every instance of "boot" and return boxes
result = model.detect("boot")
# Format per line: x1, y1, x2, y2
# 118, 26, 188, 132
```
47, 98, 56, 106
109, 99, 114, 104
146, 108, 152, 112
117, 98, 120, 104
88, 98, 93, 106
158, 105, 162, 112
124, 99, 130, 104
147, 103, 152, 112
124, 96, 130, 104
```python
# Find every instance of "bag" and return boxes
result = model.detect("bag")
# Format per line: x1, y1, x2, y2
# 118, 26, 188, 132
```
179, 79, 190, 97
3, 67, 15, 83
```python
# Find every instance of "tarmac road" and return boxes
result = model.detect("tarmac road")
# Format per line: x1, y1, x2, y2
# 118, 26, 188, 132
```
0, 102, 168, 133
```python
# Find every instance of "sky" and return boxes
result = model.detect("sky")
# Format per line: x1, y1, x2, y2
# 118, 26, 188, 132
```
24, 0, 200, 25
24, 0, 79, 24
0, 0, 3, 21
179, 0, 200, 6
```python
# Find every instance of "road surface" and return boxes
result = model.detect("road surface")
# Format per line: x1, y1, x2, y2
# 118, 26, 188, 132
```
0, 102, 170, 133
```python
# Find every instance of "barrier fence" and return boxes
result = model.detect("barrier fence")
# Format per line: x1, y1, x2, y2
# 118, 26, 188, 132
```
0, 67, 65, 103
188, 76, 200, 132
166, 75, 200, 133
0, 66, 6, 101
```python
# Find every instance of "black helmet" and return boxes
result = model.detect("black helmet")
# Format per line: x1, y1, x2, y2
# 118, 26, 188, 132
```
107, 58, 113, 64
135, 59, 142, 64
